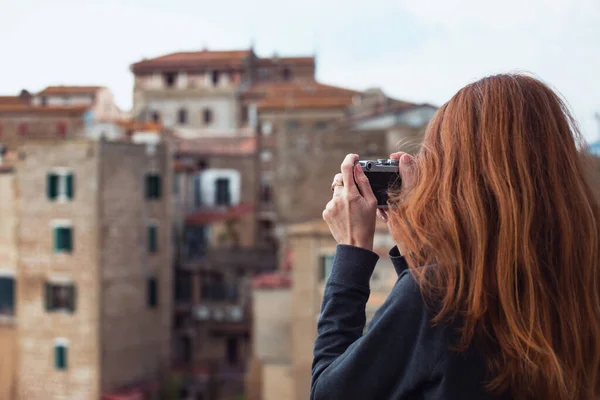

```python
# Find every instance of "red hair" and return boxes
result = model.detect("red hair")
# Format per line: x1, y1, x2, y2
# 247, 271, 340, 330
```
389, 74, 600, 399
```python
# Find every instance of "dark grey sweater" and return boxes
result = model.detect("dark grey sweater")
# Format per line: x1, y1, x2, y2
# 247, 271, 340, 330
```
311, 244, 504, 400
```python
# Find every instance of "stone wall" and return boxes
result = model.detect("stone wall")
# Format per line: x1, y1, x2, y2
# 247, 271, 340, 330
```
15, 141, 101, 400
98, 141, 172, 391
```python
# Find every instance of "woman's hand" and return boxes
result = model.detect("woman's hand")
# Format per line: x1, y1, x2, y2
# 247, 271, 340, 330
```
376, 152, 416, 223
323, 154, 378, 251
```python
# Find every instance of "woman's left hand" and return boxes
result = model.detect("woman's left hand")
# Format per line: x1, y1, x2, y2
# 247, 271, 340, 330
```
323, 154, 378, 251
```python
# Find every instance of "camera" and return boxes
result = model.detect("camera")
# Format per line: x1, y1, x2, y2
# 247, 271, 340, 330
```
356, 159, 402, 209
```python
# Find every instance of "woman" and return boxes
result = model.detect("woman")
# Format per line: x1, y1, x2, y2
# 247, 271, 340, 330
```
312, 74, 600, 400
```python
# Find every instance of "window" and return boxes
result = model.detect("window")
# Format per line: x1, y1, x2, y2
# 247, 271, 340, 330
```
148, 224, 158, 253
212, 70, 220, 86
227, 337, 239, 365
0, 277, 15, 316
215, 178, 231, 206
178, 108, 188, 125
145, 173, 162, 200
53, 226, 73, 253
260, 149, 273, 162
41, 96, 48, 106
147, 277, 158, 308
47, 171, 74, 201
282, 67, 292, 81
285, 120, 300, 131
56, 122, 67, 137
151, 111, 160, 123
54, 340, 68, 370
240, 105, 249, 124
261, 121, 273, 136
203, 108, 213, 125
45, 283, 76, 312
164, 72, 177, 88
260, 182, 273, 203
320, 255, 335, 281
313, 121, 329, 130
18, 123, 28, 136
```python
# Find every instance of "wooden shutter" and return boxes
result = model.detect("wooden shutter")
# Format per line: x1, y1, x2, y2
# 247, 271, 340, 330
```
55, 344, 67, 370
47, 173, 58, 200
65, 173, 74, 200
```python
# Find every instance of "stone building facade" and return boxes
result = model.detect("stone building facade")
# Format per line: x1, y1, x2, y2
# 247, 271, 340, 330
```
130, 49, 315, 137
0, 86, 125, 152
168, 134, 277, 399
0, 140, 172, 400
246, 219, 397, 400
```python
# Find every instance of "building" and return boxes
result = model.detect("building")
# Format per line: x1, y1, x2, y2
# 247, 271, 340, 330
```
168, 134, 277, 400
246, 219, 397, 400
0, 86, 126, 151
130, 48, 315, 137
0, 140, 172, 400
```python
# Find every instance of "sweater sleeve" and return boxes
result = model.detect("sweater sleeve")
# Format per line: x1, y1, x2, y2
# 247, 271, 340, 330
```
310, 245, 445, 400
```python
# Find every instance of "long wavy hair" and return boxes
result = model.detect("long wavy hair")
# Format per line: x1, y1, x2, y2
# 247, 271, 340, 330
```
389, 74, 600, 399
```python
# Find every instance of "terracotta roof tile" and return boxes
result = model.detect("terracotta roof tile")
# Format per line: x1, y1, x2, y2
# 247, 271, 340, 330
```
38, 86, 104, 96
257, 56, 315, 67
245, 80, 358, 111
168, 134, 257, 156
0, 104, 90, 115
0, 96, 29, 105
131, 49, 253, 73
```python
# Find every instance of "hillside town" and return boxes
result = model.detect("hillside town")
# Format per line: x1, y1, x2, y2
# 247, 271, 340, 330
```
0, 47, 438, 400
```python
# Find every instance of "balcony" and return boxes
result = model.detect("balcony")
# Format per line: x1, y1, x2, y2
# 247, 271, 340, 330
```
183, 246, 277, 272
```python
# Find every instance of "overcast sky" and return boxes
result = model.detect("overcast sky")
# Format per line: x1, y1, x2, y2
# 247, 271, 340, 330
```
1, 0, 599, 141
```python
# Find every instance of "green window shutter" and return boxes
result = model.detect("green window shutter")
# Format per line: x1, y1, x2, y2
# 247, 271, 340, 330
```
0, 278, 14, 315
53, 228, 61, 252
65, 173, 74, 200
64, 228, 73, 252
47, 173, 58, 200
148, 225, 157, 253
55, 344, 67, 370
54, 227, 73, 253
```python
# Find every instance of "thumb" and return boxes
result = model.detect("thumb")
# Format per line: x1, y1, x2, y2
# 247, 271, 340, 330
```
399, 153, 416, 189
354, 164, 376, 202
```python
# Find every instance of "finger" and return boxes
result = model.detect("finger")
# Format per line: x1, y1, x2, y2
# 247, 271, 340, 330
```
376, 208, 388, 222
331, 173, 343, 197
341, 154, 359, 194
354, 163, 377, 207
399, 153, 416, 188
390, 152, 405, 160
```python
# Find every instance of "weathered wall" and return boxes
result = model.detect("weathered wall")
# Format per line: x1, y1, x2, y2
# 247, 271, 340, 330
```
0, 171, 17, 400
15, 141, 101, 400
98, 141, 172, 391
252, 289, 291, 363
262, 363, 293, 400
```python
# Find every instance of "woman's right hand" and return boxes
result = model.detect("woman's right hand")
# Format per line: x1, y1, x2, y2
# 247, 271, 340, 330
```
376, 152, 416, 223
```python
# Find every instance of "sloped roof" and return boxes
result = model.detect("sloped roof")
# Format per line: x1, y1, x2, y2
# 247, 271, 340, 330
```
131, 49, 253, 73
38, 86, 104, 96
245, 80, 358, 111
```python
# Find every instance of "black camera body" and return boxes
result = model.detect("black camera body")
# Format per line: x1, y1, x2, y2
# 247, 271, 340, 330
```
357, 159, 402, 209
